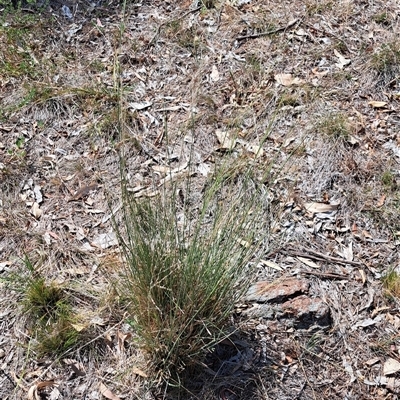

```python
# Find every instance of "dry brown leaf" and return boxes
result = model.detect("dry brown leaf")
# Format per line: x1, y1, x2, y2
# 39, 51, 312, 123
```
358, 269, 366, 284
27, 385, 38, 400
28, 381, 55, 400
297, 257, 320, 269
383, 358, 400, 376
259, 259, 283, 271
361, 230, 373, 239
368, 100, 387, 108
99, 383, 121, 400
376, 194, 386, 207
334, 49, 351, 68
152, 165, 170, 173
215, 129, 237, 150
37, 381, 55, 390
210, 65, 220, 82
304, 202, 339, 214
31, 202, 43, 219
371, 306, 390, 318
274, 73, 305, 86
132, 366, 148, 378
116, 331, 132, 354
46, 231, 60, 240
311, 67, 329, 77
364, 357, 380, 367
71, 184, 98, 201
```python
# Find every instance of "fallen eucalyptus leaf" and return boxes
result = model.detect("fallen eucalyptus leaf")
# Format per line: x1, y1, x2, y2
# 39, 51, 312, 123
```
384, 358, 400, 376
304, 202, 339, 214
368, 100, 387, 108
129, 101, 152, 110
275, 73, 305, 86
99, 382, 121, 400
297, 256, 320, 269
215, 129, 237, 150
210, 65, 220, 82
31, 202, 43, 219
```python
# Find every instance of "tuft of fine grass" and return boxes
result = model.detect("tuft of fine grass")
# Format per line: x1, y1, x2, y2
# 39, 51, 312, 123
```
5, 256, 82, 357
317, 112, 350, 140
381, 170, 397, 192
370, 41, 400, 84
23, 277, 66, 320
373, 12, 391, 26
112, 156, 269, 383
34, 319, 80, 357
382, 268, 400, 299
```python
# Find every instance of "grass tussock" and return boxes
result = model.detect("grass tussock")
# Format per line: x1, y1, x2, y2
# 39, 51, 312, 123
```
6, 256, 82, 357
370, 41, 400, 84
112, 158, 269, 382
382, 268, 400, 299
317, 112, 351, 141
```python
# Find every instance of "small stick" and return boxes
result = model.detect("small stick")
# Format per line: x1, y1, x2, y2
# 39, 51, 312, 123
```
301, 270, 349, 280
236, 18, 299, 41
281, 248, 363, 266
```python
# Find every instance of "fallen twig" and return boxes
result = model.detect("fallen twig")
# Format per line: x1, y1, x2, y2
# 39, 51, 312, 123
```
236, 18, 300, 42
301, 270, 349, 280
282, 247, 363, 266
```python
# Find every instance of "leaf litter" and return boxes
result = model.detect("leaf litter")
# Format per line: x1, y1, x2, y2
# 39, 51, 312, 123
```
1, 0, 400, 399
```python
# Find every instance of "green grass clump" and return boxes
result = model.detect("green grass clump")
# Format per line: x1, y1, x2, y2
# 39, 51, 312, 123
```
382, 268, 400, 299
305, 0, 333, 16
113, 157, 269, 382
35, 319, 80, 356
373, 12, 390, 26
23, 277, 66, 320
0, 14, 43, 79
7, 257, 81, 357
381, 170, 397, 191
370, 41, 400, 83
317, 112, 350, 140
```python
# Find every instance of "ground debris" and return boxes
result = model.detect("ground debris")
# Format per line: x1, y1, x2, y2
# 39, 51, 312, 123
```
1, 0, 400, 398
